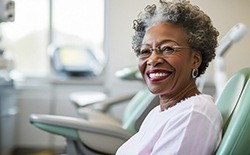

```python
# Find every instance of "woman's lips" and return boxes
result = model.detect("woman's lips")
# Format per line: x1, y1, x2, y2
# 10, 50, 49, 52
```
146, 69, 172, 82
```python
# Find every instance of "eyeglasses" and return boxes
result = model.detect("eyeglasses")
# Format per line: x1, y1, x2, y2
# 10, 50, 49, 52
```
136, 45, 190, 59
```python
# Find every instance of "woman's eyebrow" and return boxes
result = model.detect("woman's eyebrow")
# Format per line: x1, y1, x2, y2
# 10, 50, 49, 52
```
141, 39, 179, 47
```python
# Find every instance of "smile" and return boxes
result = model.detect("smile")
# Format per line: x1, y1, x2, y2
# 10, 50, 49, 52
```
149, 72, 169, 78
146, 69, 172, 81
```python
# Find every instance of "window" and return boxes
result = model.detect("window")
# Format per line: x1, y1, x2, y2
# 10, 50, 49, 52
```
1, 0, 105, 77
1, 0, 49, 76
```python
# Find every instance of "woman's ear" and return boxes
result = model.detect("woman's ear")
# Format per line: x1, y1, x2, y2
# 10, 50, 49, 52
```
192, 51, 202, 68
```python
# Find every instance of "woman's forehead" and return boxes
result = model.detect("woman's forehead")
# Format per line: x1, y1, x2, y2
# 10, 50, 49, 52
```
142, 22, 188, 46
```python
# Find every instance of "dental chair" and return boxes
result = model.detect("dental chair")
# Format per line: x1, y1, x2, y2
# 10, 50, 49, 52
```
70, 66, 142, 118
30, 66, 159, 155
215, 67, 250, 155
30, 88, 158, 155
30, 67, 250, 155
70, 66, 151, 129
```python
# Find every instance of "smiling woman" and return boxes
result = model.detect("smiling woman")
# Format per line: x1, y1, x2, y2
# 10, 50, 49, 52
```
116, 1, 223, 155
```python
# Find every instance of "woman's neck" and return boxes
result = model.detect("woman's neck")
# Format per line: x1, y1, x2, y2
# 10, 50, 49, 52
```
159, 81, 200, 111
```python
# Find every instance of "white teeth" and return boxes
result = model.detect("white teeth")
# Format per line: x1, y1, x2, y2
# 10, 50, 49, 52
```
149, 73, 168, 78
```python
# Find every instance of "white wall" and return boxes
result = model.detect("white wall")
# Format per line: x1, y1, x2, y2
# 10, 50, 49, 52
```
105, 0, 250, 93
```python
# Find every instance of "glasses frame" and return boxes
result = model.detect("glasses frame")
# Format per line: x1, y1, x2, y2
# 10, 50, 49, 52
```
136, 45, 190, 59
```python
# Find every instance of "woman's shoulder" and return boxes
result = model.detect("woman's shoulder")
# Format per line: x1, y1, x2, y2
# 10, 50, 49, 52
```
179, 94, 215, 109
181, 94, 223, 125
189, 94, 218, 112
147, 94, 216, 116
170, 94, 222, 122
144, 94, 222, 123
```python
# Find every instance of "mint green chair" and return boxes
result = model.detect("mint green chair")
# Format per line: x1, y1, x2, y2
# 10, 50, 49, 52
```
215, 67, 250, 155
30, 88, 159, 155
77, 88, 158, 133
71, 66, 157, 133
70, 66, 141, 110
30, 66, 161, 154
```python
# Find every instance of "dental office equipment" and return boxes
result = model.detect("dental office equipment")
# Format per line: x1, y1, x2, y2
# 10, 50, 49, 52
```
0, 1, 16, 154
30, 66, 159, 155
216, 23, 247, 57
0, 0, 15, 23
214, 23, 247, 97
49, 44, 104, 77
198, 23, 248, 97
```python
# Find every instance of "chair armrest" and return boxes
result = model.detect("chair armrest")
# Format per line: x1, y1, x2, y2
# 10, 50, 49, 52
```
91, 92, 136, 112
70, 91, 107, 108
75, 92, 136, 113
30, 114, 133, 154
77, 108, 122, 125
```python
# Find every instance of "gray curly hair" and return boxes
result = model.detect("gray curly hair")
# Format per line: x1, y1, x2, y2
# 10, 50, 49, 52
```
132, 0, 219, 77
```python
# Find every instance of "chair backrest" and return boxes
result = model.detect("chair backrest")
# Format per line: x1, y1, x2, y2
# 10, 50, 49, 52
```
215, 67, 250, 155
216, 67, 250, 131
121, 88, 159, 133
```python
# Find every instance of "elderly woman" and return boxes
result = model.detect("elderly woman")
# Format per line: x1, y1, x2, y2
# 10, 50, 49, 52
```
116, 0, 222, 155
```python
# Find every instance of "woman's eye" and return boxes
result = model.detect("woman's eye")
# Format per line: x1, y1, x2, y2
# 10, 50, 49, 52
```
139, 49, 151, 55
160, 46, 175, 53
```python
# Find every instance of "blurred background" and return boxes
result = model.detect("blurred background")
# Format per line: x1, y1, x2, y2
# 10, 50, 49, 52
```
0, 0, 249, 154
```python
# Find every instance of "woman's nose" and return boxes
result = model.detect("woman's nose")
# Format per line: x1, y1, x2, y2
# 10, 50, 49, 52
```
146, 52, 164, 66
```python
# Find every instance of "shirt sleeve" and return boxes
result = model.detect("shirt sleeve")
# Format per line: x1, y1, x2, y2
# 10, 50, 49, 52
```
150, 111, 220, 155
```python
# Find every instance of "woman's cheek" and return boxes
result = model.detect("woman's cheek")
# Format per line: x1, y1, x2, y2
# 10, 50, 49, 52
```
138, 60, 146, 73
